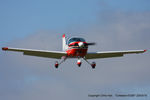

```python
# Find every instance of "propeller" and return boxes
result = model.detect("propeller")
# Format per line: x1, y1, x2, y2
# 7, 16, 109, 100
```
71, 42, 96, 47
85, 42, 96, 46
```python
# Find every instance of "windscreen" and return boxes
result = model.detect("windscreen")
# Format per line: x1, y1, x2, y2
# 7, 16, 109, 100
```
68, 38, 85, 44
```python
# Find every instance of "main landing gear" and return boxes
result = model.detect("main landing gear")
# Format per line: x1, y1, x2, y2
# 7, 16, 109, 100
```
54, 56, 67, 68
55, 61, 59, 68
91, 62, 96, 69
83, 58, 96, 69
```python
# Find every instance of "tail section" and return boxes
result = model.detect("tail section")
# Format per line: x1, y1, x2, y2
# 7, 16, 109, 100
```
62, 34, 67, 51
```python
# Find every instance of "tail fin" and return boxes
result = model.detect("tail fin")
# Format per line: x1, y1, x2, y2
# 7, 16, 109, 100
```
62, 34, 67, 51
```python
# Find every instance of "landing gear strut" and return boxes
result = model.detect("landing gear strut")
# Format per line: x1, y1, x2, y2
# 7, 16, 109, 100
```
83, 58, 96, 69
54, 56, 67, 68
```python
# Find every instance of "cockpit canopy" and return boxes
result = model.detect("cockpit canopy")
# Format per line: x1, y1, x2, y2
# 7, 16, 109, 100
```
68, 37, 86, 44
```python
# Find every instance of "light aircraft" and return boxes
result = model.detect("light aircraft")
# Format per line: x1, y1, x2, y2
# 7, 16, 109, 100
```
2, 34, 147, 69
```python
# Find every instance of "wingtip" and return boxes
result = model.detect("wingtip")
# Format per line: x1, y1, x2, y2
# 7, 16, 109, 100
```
62, 34, 65, 38
144, 49, 147, 52
2, 47, 8, 51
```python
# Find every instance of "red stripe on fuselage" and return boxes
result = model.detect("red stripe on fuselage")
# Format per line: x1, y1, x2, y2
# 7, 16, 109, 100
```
66, 48, 87, 57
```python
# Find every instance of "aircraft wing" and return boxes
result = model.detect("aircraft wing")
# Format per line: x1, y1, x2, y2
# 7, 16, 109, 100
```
2, 47, 67, 59
86, 50, 147, 59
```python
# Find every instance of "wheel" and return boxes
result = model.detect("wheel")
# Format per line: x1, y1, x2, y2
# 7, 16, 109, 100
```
77, 59, 82, 67
77, 62, 81, 67
55, 61, 59, 68
91, 62, 96, 69
55, 64, 59, 68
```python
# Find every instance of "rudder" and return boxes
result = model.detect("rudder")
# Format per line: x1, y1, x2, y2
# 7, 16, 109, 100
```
62, 34, 67, 51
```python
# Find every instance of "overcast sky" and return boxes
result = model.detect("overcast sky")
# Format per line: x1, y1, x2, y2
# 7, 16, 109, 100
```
0, 0, 150, 100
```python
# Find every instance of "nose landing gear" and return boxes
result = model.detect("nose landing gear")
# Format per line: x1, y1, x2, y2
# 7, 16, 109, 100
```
77, 59, 82, 67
